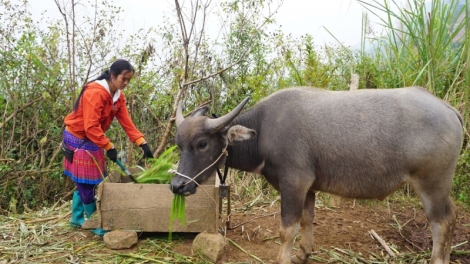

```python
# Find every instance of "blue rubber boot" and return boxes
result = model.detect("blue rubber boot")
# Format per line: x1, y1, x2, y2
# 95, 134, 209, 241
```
70, 191, 85, 228
83, 201, 109, 237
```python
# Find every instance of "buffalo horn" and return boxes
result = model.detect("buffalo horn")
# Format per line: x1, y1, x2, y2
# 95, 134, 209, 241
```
206, 97, 250, 133
175, 101, 184, 127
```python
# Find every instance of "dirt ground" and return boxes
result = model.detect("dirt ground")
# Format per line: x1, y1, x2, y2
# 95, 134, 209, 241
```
171, 195, 470, 263
4, 192, 468, 264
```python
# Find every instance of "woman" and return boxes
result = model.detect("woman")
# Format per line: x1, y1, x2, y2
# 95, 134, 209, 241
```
63, 59, 154, 236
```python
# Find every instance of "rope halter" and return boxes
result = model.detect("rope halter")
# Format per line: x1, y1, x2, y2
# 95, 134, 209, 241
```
168, 142, 229, 187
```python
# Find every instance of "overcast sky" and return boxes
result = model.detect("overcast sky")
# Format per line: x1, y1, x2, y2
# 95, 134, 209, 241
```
29, 0, 397, 47
115, 0, 374, 45
113, 0, 382, 47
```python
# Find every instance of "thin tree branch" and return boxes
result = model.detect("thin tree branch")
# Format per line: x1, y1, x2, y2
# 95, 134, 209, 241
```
0, 97, 43, 130
183, 48, 250, 88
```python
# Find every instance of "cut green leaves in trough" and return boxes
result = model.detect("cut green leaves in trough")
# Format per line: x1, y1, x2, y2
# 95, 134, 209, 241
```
134, 146, 178, 184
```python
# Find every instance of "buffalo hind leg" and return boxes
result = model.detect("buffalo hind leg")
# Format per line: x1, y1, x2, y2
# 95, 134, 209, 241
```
291, 191, 316, 264
427, 196, 456, 264
416, 184, 456, 264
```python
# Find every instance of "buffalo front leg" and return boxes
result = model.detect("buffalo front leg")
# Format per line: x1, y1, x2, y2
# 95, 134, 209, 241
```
291, 191, 316, 264
276, 190, 307, 264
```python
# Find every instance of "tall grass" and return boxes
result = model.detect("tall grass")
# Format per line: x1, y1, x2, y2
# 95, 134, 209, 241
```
227, 170, 279, 210
359, 0, 469, 120
357, 0, 470, 205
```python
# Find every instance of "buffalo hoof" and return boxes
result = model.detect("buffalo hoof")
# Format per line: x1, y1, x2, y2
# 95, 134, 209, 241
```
291, 254, 308, 264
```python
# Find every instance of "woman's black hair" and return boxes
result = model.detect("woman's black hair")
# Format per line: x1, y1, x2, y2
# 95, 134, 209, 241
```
73, 59, 134, 112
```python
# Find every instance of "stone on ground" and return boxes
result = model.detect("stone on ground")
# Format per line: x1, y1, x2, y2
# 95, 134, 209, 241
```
192, 232, 227, 262
103, 230, 138, 249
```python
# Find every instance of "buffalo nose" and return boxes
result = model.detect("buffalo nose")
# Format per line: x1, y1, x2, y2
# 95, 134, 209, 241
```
170, 178, 185, 194
169, 183, 180, 194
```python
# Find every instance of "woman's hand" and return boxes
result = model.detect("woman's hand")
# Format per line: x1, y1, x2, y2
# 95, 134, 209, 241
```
140, 143, 154, 159
106, 147, 118, 162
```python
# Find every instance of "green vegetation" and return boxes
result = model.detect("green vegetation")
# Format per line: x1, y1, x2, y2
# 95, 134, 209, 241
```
169, 193, 186, 240
134, 146, 178, 184
0, 0, 469, 215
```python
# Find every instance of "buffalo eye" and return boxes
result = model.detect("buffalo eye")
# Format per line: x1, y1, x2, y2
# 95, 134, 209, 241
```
198, 141, 207, 149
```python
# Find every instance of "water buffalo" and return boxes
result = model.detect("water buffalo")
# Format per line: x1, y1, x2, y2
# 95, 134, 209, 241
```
170, 87, 463, 264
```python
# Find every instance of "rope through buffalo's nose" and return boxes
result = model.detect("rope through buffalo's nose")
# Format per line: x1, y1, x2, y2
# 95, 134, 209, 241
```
168, 170, 199, 186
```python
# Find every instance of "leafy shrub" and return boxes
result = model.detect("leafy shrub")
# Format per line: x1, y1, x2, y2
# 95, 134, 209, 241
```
454, 149, 470, 206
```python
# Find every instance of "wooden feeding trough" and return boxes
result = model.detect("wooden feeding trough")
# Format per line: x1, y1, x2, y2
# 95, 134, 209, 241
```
84, 168, 223, 233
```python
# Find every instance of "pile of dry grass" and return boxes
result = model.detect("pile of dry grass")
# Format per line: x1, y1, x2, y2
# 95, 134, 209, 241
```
1, 192, 469, 263
0, 200, 208, 263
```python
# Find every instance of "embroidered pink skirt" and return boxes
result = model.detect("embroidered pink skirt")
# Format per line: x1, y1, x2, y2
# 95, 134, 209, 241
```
63, 130, 106, 185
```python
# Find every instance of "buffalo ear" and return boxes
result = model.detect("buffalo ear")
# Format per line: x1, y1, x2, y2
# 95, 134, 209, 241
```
226, 125, 256, 143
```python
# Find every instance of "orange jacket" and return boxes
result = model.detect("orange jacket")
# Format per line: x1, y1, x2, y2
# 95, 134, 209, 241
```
64, 80, 145, 150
